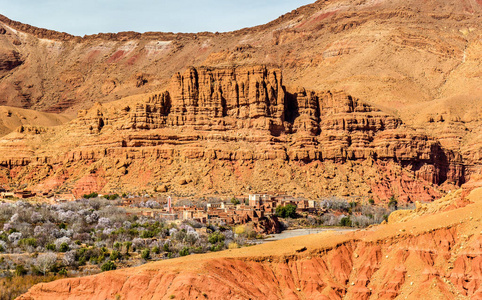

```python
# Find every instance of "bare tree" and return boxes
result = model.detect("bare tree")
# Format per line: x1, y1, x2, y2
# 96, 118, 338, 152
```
35, 252, 57, 275
63, 250, 77, 266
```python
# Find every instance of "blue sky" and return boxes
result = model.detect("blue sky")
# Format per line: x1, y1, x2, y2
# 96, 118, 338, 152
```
0, 0, 315, 36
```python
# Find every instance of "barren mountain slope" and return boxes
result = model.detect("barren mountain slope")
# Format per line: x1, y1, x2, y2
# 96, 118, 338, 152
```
18, 183, 482, 299
0, 0, 481, 120
0, 106, 70, 137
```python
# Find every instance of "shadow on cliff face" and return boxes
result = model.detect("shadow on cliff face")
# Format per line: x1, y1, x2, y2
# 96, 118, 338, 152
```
401, 143, 465, 187
285, 91, 300, 125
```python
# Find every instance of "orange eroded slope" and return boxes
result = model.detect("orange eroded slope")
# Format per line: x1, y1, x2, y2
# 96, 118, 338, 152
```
19, 186, 482, 299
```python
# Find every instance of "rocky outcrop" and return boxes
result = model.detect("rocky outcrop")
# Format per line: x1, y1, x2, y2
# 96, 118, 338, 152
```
0, 66, 468, 202
0, 49, 22, 72
0, 15, 75, 41
166, 66, 285, 132
0, 0, 480, 118
18, 186, 482, 299
253, 215, 282, 234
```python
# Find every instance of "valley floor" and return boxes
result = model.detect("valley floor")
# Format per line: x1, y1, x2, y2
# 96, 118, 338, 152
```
17, 183, 482, 299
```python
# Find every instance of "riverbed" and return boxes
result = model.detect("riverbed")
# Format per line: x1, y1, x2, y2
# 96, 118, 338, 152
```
262, 227, 356, 242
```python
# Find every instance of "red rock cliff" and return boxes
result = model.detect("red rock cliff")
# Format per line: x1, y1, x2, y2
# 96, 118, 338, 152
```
0, 66, 469, 202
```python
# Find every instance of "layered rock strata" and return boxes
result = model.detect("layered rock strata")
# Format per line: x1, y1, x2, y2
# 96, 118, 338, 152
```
0, 66, 469, 201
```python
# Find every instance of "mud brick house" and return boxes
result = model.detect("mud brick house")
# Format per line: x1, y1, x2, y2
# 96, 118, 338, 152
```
53, 193, 76, 202
14, 190, 35, 199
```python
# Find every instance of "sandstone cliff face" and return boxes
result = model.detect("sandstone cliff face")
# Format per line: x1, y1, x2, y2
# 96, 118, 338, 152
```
167, 66, 285, 131
0, 66, 469, 202
18, 186, 482, 299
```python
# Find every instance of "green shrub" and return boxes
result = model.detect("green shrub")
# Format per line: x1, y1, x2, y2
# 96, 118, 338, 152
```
124, 241, 132, 254
368, 198, 375, 205
45, 243, 56, 251
19, 238, 37, 248
275, 204, 297, 218
141, 249, 150, 260
208, 231, 225, 244
89, 257, 98, 264
152, 246, 160, 254
210, 244, 223, 252
58, 268, 68, 276
30, 265, 42, 276
110, 250, 120, 261
179, 247, 189, 257
230, 197, 240, 205
101, 261, 116, 272
15, 264, 28, 276
103, 194, 119, 200
140, 230, 156, 238
127, 229, 139, 236
49, 263, 60, 274
59, 243, 69, 252
83, 192, 98, 199
388, 196, 398, 209
340, 216, 352, 227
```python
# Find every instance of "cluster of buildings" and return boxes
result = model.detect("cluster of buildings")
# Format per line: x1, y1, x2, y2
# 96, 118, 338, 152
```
0, 187, 76, 203
128, 194, 323, 230
0, 189, 36, 199
0, 187, 325, 232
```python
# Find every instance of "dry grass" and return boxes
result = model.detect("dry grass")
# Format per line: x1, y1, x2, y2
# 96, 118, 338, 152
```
0, 274, 66, 300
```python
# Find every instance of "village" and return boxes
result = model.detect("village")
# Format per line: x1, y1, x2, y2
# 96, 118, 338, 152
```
0, 184, 392, 235
122, 193, 325, 233
0, 186, 329, 234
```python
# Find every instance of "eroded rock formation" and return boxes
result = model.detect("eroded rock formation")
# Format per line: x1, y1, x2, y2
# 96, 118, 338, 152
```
0, 66, 471, 202
0, 0, 478, 201
0, 49, 22, 72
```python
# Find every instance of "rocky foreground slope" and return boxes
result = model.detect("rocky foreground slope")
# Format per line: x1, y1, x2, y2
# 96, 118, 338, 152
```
0, 65, 478, 201
18, 182, 482, 299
